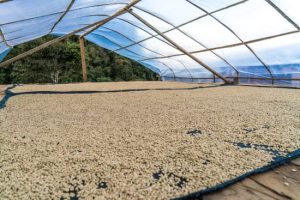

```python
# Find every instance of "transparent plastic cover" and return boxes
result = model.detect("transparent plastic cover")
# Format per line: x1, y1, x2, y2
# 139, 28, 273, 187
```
0, 0, 299, 87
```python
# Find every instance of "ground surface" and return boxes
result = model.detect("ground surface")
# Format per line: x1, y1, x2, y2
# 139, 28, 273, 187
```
0, 82, 299, 199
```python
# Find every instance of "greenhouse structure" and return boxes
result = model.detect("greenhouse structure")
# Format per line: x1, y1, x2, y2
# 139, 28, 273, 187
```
0, 0, 300, 87
0, 0, 300, 199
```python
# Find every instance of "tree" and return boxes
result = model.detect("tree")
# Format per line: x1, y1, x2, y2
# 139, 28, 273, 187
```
0, 36, 157, 84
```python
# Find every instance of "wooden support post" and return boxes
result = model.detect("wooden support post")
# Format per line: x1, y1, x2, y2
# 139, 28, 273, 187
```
128, 10, 232, 84
79, 37, 87, 82
0, 0, 140, 68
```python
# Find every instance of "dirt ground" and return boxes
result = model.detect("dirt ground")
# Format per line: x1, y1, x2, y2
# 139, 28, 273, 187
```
0, 82, 299, 199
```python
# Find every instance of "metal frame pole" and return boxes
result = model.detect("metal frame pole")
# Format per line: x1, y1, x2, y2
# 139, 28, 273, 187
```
127, 10, 233, 84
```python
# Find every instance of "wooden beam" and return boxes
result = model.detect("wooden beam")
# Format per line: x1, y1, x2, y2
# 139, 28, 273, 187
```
80, 0, 140, 38
79, 37, 87, 82
0, 0, 141, 68
128, 10, 232, 84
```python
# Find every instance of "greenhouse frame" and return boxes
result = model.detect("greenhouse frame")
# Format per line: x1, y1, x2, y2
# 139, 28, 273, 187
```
0, 0, 300, 87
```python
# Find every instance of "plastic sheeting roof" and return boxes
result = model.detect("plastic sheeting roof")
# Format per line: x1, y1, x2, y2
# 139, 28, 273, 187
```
0, 0, 300, 87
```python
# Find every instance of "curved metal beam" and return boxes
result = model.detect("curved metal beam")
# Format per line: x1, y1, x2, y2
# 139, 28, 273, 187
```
150, 29, 300, 57
77, 14, 182, 54
97, 27, 162, 58
88, 28, 191, 79
127, 6, 239, 76
137, 28, 300, 60
171, 58, 194, 80
99, 28, 193, 79
265, 0, 299, 30
5, 13, 151, 48
98, 27, 162, 57
52, 15, 154, 39
0, 2, 129, 26
86, 22, 197, 81
49, 0, 76, 34
160, 62, 176, 80
84, 27, 180, 79
187, 0, 275, 81
133, 5, 239, 76
128, 10, 232, 84
113, 0, 248, 52
80, 0, 141, 38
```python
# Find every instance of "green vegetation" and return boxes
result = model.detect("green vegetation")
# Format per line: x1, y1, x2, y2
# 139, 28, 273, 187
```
0, 36, 158, 84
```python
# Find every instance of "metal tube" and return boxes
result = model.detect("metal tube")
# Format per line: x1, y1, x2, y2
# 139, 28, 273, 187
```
80, 0, 140, 38
128, 10, 232, 84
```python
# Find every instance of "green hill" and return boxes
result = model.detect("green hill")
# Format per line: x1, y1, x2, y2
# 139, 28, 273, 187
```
0, 36, 158, 84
